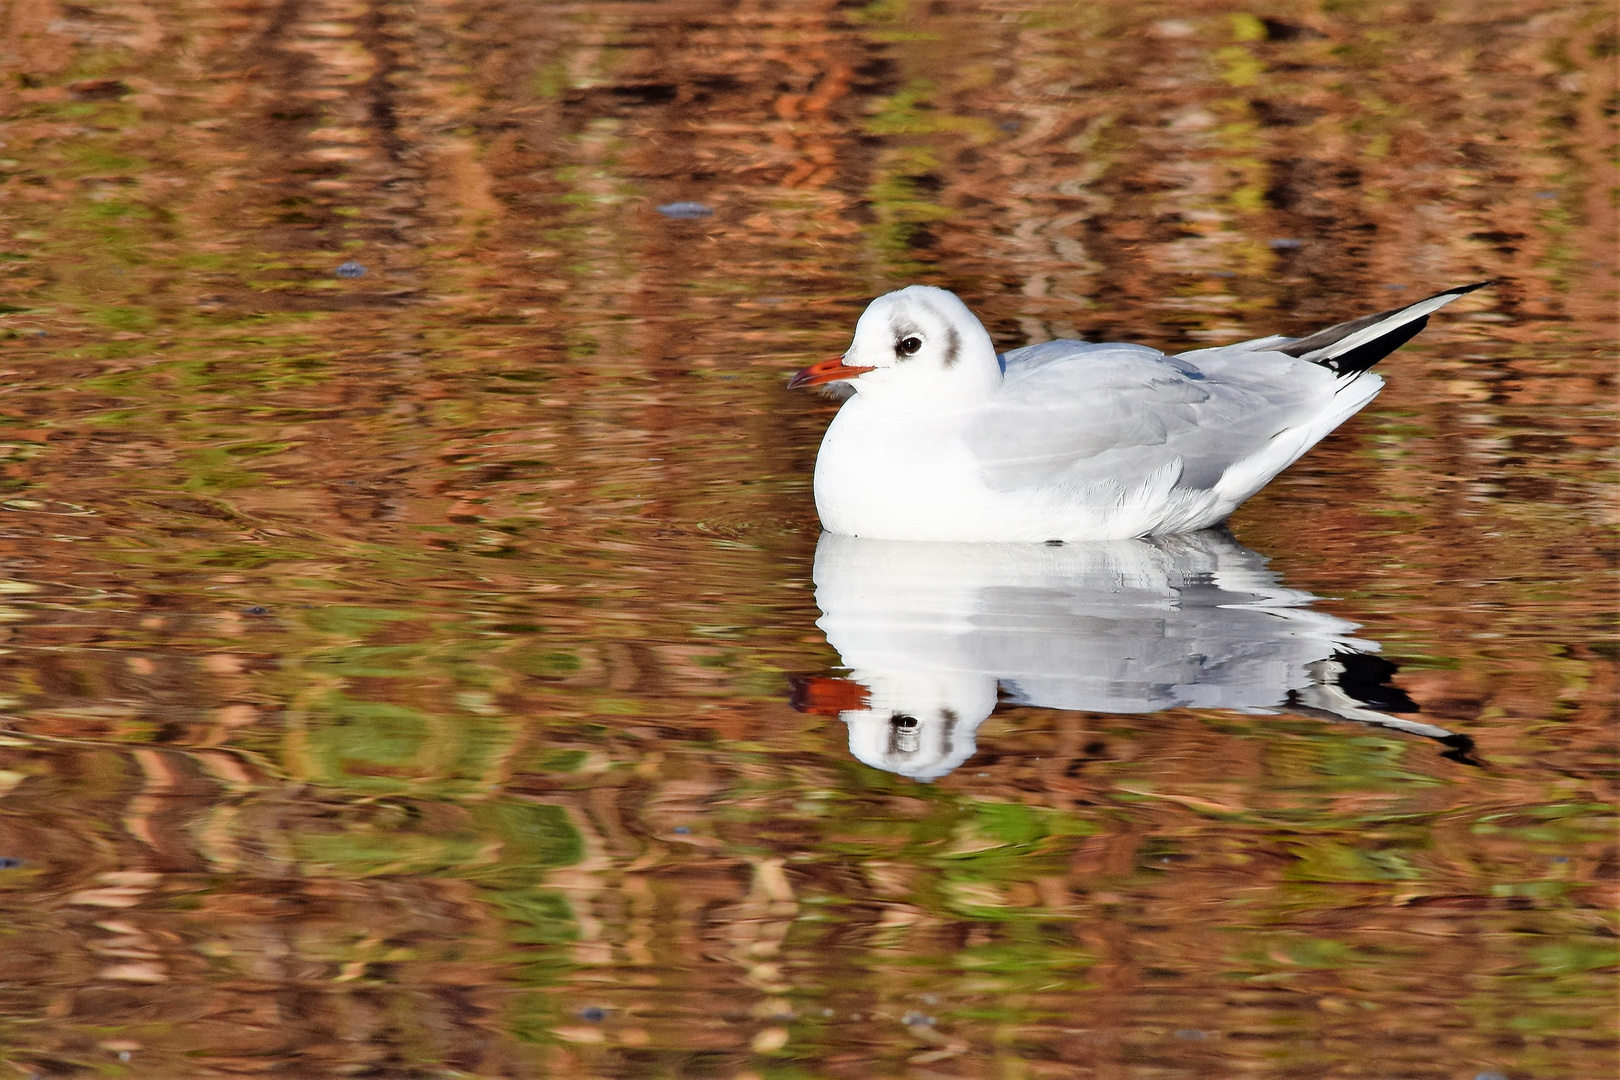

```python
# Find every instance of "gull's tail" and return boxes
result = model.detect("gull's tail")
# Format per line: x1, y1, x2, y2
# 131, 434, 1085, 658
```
1280, 281, 1494, 375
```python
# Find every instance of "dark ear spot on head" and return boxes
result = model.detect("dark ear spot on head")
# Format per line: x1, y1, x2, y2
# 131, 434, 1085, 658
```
943, 324, 961, 367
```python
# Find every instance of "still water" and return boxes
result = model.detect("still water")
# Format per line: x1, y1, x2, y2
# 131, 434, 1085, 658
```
0, 1, 1614, 1077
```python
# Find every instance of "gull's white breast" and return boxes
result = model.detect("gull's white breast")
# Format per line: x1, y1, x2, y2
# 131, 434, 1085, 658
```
812, 384, 1250, 543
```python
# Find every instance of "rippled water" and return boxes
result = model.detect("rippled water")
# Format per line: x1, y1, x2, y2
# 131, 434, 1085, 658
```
0, 1, 1613, 1077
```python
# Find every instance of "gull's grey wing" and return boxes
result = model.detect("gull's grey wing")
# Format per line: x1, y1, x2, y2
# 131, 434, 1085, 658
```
974, 284, 1492, 498
974, 341, 1357, 492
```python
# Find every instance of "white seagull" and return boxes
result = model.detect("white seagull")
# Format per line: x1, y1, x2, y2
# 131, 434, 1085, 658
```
790, 282, 1490, 542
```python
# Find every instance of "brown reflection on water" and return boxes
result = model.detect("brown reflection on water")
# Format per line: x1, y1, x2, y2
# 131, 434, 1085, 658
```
0, 0, 1613, 1077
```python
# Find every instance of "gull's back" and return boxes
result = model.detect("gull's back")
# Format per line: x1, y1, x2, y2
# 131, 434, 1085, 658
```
974, 338, 1382, 525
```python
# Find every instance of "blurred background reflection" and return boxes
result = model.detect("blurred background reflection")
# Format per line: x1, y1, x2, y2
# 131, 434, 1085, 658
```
0, 1, 1611, 1078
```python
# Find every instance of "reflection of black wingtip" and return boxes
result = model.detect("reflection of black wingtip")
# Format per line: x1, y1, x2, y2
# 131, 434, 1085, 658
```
1285, 680, 1475, 763
1332, 650, 1420, 713
1438, 733, 1483, 767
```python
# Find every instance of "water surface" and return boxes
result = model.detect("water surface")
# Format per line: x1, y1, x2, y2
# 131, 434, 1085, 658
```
0, 1, 1613, 1077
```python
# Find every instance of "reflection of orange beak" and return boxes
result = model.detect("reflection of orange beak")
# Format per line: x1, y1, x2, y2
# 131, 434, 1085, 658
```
788, 675, 871, 715
787, 355, 875, 389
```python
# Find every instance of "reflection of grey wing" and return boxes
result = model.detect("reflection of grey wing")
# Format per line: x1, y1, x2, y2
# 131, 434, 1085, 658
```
814, 530, 1371, 717
975, 342, 1372, 492
977, 531, 1371, 713
811, 532, 1460, 779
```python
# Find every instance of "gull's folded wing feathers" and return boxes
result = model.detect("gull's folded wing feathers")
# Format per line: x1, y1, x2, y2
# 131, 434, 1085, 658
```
972, 342, 1348, 493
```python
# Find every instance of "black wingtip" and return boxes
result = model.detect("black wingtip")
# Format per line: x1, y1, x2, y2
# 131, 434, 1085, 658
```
1320, 316, 1427, 375
1331, 650, 1420, 714
1438, 733, 1483, 767
1287, 280, 1496, 375
1429, 279, 1496, 300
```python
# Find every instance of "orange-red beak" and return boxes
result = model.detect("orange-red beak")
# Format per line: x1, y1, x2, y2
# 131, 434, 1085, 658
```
787, 355, 875, 389
788, 676, 871, 715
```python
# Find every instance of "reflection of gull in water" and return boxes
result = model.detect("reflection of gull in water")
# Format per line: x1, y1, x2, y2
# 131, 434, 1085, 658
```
795, 531, 1468, 780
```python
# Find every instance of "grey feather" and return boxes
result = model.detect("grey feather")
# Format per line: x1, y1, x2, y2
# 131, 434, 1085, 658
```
969, 342, 1338, 493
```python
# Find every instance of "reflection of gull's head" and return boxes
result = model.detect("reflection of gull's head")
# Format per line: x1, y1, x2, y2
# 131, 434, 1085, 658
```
809, 670, 997, 781
803, 530, 1459, 779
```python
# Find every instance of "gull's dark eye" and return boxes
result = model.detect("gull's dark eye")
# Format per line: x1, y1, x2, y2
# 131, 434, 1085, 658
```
895, 335, 923, 357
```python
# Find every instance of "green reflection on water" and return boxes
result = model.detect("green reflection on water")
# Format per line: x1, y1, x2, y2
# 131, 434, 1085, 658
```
0, 0, 1610, 1075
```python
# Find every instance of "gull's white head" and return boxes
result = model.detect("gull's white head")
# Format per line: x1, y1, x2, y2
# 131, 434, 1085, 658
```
789, 286, 1000, 402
